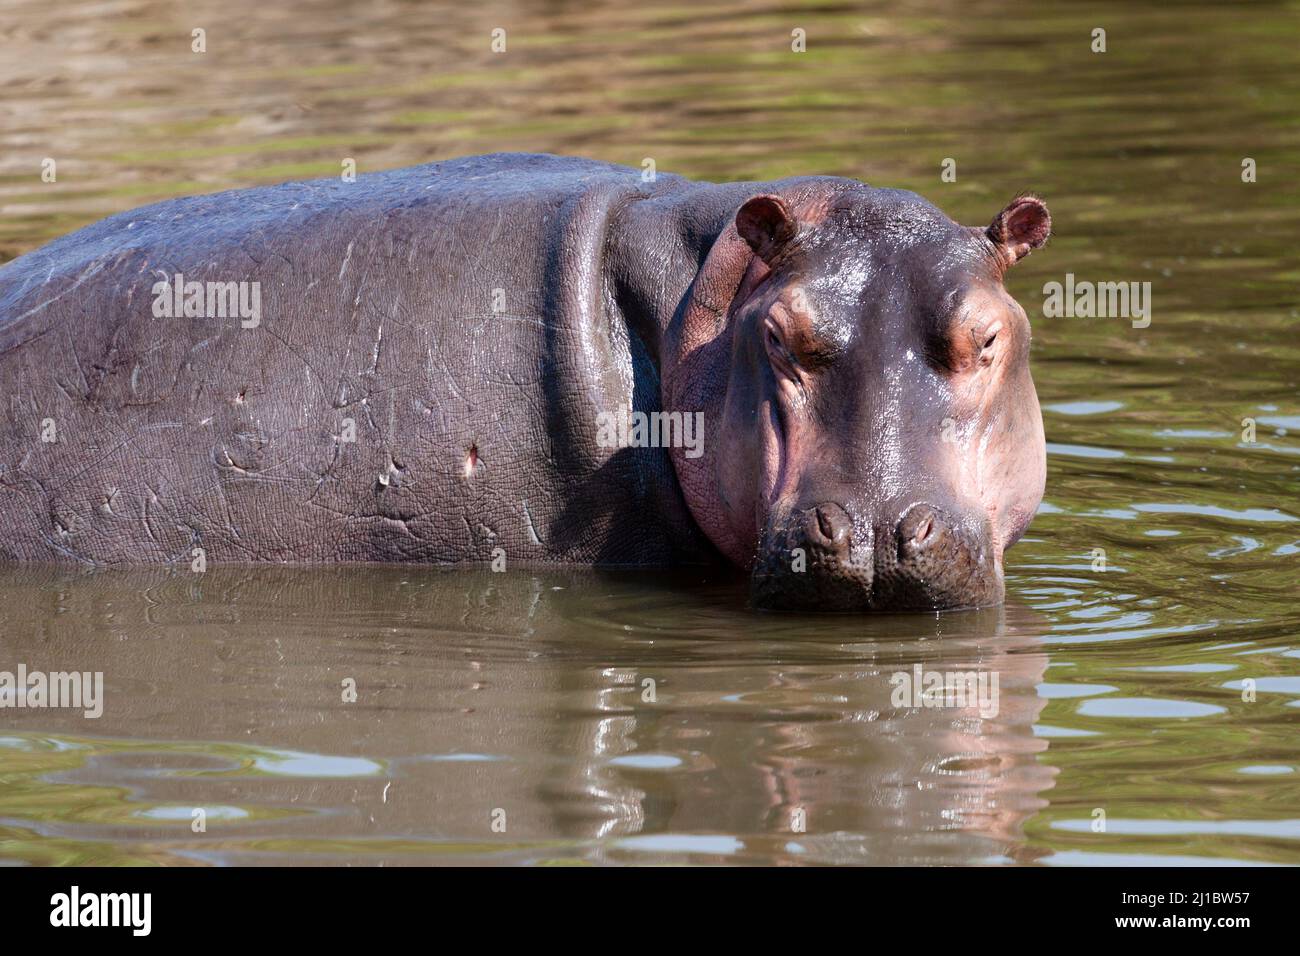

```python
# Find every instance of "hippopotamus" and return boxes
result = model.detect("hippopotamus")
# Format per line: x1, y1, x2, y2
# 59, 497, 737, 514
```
0, 153, 1050, 611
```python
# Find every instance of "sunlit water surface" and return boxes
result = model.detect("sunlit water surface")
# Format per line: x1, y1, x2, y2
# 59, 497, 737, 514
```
0, 0, 1297, 865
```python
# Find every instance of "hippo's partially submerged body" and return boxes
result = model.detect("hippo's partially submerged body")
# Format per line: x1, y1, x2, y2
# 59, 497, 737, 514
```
0, 153, 1050, 610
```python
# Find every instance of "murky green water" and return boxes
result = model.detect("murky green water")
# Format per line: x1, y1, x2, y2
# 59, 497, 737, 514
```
1, 0, 1298, 865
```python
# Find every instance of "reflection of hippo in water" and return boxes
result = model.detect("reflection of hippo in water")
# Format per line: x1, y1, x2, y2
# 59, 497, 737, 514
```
0, 565, 1055, 865
0, 154, 1050, 611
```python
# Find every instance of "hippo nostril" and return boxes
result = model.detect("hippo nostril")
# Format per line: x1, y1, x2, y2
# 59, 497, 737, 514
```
898, 504, 941, 552
806, 503, 851, 552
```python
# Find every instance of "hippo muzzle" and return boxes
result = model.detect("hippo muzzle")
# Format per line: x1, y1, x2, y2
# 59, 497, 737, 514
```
751, 500, 1002, 612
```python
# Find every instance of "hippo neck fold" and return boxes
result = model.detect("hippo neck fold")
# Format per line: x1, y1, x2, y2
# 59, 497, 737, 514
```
658, 223, 767, 566
638, 180, 847, 568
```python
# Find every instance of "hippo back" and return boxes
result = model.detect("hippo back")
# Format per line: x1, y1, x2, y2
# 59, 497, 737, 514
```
0, 154, 711, 566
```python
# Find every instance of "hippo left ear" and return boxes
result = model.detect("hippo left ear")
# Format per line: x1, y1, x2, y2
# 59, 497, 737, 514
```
985, 195, 1051, 266
736, 195, 797, 265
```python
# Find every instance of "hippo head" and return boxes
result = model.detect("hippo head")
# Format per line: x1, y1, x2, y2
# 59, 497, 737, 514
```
666, 184, 1050, 612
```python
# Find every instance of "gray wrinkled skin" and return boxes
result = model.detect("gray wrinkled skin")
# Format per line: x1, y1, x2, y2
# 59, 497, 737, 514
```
0, 153, 1044, 614
0, 154, 782, 566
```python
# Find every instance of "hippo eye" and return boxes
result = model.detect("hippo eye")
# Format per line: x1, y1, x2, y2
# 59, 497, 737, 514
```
763, 320, 802, 383
764, 323, 789, 361
978, 324, 1002, 365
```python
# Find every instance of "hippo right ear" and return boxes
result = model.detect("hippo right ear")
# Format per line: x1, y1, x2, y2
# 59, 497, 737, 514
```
736, 195, 797, 264
986, 195, 1051, 266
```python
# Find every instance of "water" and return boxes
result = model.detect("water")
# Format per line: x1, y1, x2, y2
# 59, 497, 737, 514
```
1, 0, 1298, 865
